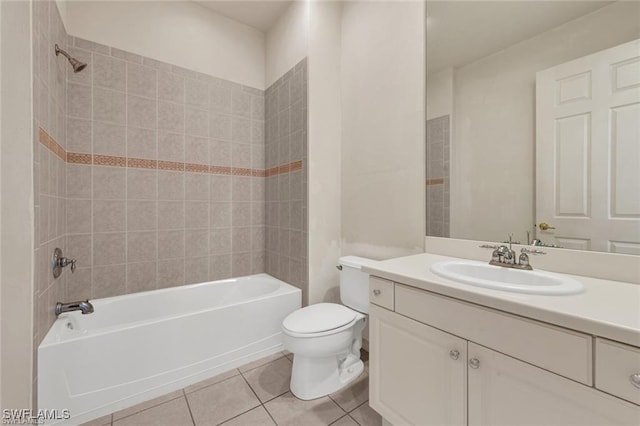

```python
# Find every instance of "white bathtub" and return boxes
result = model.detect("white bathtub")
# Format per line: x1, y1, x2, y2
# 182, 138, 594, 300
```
38, 274, 301, 425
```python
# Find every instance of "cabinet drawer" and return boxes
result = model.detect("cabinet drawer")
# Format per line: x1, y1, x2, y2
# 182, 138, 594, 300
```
596, 338, 640, 405
369, 276, 394, 310
395, 284, 593, 385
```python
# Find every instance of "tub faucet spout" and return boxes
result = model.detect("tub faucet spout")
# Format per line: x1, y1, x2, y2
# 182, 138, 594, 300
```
55, 300, 94, 316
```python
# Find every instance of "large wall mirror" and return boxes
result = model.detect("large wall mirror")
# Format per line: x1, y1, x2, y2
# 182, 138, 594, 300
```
425, 0, 640, 255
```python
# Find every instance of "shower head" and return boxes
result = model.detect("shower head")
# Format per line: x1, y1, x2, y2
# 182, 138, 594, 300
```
54, 44, 87, 73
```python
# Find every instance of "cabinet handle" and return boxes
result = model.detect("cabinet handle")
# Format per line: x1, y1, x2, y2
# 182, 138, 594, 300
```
373, 289, 381, 296
631, 373, 640, 389
449, 350, 459, 360
469, 358, 480, 369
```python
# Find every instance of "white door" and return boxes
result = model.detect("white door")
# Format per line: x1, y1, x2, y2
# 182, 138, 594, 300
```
536, 39, 640, 254
369, 304, 466, 426
467, 343, 640, 426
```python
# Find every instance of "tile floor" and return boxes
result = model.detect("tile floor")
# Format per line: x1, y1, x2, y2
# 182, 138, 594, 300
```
82, 351, 381, 426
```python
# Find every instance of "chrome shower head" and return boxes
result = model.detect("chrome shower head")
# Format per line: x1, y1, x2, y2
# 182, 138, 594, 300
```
54, 44, 87, 73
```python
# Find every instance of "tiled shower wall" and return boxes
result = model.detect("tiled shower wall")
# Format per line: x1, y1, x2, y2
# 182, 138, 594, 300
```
32, 0, 68, 405
265, 60, 309, 304
426, 115, 450, 237
33, 0, 68, 347
62, 37, 267, 301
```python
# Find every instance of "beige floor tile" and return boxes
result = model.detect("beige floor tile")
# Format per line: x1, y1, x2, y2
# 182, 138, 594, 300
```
113, 389, 184, 420
184, 368, 240, 394
113, 397, 193, 426
264, 392, 345, 426
349, 402, 382, 426
220, 406, 276, 426
330, 370, 369, 412
243, 356, 292, 403
285, 353, 294, 361
80, 414, 112, 426
330, 415, 359, 426
238, 352, 285, 373
187, 375, 260, 425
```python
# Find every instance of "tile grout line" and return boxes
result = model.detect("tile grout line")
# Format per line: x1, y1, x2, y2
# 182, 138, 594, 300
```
237, 370, 279, 425
181, 389, 197, 426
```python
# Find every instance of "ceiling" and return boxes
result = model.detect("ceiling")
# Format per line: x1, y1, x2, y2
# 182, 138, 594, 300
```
426, 1, 614, 75
194, 0, 293, 32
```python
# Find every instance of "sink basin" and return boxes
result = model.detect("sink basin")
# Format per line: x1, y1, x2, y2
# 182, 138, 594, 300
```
430, 260, 584, 295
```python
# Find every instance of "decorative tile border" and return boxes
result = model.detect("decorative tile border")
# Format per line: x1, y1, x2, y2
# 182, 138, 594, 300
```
426, 178, 444, 186
39, 127, 299, 178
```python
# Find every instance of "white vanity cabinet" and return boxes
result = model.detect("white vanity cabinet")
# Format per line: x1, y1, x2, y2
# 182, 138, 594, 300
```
368, 277, 640, 426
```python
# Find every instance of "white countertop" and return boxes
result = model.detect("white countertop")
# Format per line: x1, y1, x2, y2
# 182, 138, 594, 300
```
362, 252, 640, 347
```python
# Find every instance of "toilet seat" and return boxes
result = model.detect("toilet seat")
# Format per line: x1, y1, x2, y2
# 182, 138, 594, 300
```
282, 303, 361, 338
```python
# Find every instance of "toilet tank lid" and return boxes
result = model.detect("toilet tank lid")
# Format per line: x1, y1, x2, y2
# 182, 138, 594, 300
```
339, 256, 377, 270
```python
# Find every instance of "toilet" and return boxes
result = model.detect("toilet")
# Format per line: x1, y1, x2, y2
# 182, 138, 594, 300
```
282, 256, 375, 400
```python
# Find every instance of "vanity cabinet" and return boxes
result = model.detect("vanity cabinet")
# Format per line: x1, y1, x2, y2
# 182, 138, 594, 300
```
368, 278, 640, 426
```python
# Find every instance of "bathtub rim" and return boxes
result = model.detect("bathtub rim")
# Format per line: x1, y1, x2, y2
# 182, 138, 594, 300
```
40, 273, 301, 348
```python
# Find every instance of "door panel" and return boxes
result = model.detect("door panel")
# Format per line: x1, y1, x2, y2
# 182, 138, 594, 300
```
369, 304, 466, 426
536, 39, 640, 253
468, 343, 640, 426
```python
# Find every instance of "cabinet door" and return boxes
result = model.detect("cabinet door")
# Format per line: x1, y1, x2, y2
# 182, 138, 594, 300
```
369, 304, 466, 426
468, 343, 640, 425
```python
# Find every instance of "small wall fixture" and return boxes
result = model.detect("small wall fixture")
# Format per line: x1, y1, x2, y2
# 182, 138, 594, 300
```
54, 44, 87, 73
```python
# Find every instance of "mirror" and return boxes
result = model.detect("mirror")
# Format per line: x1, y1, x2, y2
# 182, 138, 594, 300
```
425, 0, 640, 255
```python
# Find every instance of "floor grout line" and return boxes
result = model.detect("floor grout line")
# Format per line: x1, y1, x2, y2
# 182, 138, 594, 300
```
182, 389, 197, 426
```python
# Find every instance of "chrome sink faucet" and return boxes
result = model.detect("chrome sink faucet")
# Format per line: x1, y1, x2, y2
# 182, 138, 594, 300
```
55, 300, 94, 316
481, 234, 545, 271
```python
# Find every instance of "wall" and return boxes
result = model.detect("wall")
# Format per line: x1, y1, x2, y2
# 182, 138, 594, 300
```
341, 0, 426, 259
59, 0, 265, 89
426, 67, 453, 120
265, 1, 309, 88
265, 60, 308, 304
426, 115, 450, 238
63, 37, 266, 301
307, 0, 343, 305
33, 0, 68, 407
1, 0, 34, 410
450, 1, 640, 242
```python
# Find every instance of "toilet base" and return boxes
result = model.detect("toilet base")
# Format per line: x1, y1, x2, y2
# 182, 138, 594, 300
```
290, 353, 364, 400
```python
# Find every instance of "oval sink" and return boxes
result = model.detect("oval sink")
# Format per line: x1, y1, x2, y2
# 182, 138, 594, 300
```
430, 260, 584, 295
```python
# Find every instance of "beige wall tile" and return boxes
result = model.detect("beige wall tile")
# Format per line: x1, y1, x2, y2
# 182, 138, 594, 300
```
158, 230, 185, 259
93, 200, 126, 232
158, 71, 184, 104
210, 113, 232, 140
232, 252, 251, 276
93, 166, 126, 199
157, 258, 185, 288
210, 254, 232, 280
92, 264, 126, 298
126, 261, 157, 294
158, 100, 185, 133
185, 256, 209, 285
185, 78, 208, 109
158, 201, 185, 230
67, 117, 92, 153
209, 84, 232, 114
127, 231, 157, 263
210, 228, 231, 254
67, 199, 91, 234
232, 117, 251, 144
93, 121, 125, 157
185, 201, 208, 229
67, 83, 92, 119
158, 171, 185, 200
185, 173, 209, 201
210, 140, 231, 166
93, 88, 126, 125
158, 131, 185, 163
126, 63, 157, 99
185, 107, 209, 138
185, 229, 209, 257
93, 54, 126, 92
127, 127, 157, 159
127, 95, 157, 130
127, 169, 157, 200
93, 232, 126, 266
211, 202, 232, 228
127, 200, 157, 231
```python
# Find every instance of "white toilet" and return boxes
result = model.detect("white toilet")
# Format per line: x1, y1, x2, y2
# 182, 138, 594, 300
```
282, 256, 375, 400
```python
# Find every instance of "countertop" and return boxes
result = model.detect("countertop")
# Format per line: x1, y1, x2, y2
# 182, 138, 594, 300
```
362, 252, 640, 347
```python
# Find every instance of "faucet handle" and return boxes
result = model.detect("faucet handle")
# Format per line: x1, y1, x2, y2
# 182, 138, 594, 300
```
521, 248, 546, 255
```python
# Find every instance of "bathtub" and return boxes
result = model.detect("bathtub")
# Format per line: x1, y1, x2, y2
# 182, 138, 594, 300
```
38, 274, 301, 425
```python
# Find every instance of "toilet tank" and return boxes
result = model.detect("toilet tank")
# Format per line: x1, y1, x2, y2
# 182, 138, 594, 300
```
339, 256, 377, 314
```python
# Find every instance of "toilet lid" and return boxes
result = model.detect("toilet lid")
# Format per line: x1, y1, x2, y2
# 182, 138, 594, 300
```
283, 303, 357, 334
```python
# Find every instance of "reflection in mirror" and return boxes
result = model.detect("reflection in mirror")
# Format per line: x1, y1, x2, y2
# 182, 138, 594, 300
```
425, 0, 640, 254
